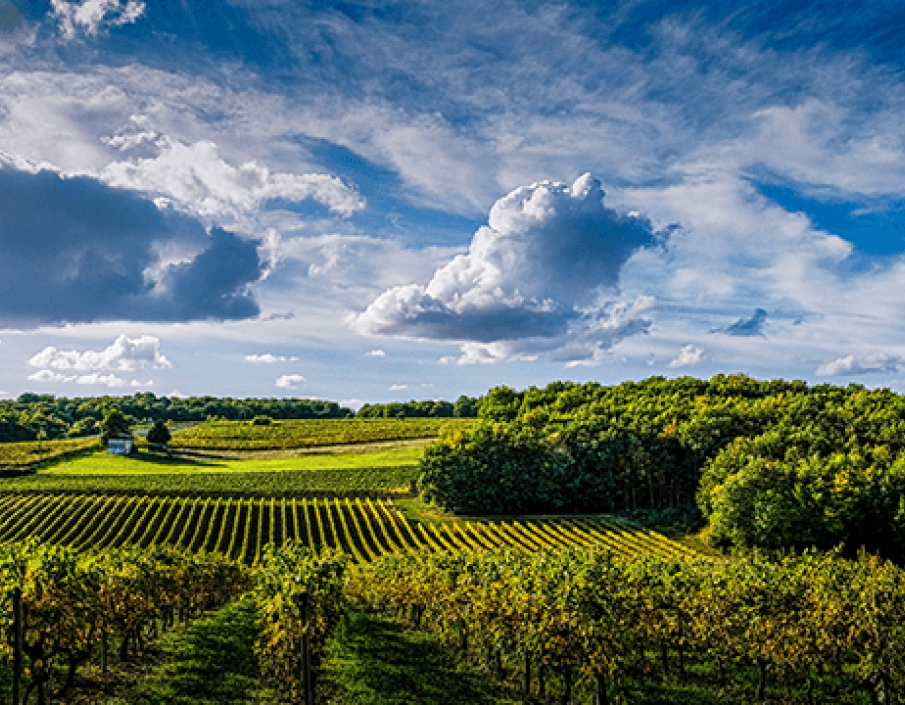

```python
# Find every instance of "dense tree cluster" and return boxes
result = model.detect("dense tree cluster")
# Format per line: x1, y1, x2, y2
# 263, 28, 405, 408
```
419, 375, 905, 561
0, 392, 354, 442
355, 395, 478, 419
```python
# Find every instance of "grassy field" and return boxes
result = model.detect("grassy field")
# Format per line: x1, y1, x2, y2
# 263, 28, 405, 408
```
37, 446, 425, 474
0, 447, 422, 496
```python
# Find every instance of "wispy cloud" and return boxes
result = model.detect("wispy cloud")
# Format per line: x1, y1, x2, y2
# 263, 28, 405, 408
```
27, 369, 151, 388
51, 0, 145, 41
817, 353, 904, 377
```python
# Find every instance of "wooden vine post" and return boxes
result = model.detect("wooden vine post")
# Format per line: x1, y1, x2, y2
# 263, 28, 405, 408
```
295, 589, 314, 705
12, 586, 23, 705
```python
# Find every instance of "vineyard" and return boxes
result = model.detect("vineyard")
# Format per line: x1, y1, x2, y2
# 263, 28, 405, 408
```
0, 492, 694, 564
0, 464, 420, 496
167, 417, 474, 450
0, 437, 97, 471
3, 394, 903, 704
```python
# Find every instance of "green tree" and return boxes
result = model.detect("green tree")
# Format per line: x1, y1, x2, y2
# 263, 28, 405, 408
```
146, 420, 172, 450
99, 409, 131, 445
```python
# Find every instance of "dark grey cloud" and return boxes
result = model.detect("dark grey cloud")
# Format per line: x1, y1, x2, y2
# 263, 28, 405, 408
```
0, 163, 264, 327
151, 227, 261, 321
720, 308, 768, 336
353, 284, 572, 343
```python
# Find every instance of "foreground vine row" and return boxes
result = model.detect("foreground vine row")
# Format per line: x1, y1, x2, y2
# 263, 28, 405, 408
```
0, 492, 693, 563
0, 539, 344, 704
354, 547, 905, 704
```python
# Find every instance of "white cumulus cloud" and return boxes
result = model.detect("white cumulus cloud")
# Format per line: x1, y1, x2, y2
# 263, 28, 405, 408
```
365, 349, 386, 357
389, 384, 408, 391
667, 345, 708, 368
28, 334, 172, 371
817, 353, 904, 377
275, 373, 306, 389
101, 134, 365, 220
245, 353, 299, 364
353, 174, 658, 365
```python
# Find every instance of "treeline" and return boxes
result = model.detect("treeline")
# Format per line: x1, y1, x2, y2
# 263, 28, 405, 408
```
419, 375, 905, 562
0, 392, 354, 442
357, 547, 905, 704
355, 395, 478, 419
0, 392, 480, 443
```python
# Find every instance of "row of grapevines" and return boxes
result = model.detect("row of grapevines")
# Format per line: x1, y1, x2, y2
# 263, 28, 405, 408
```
0, 492, 692, 564
0, 437, 97, 470
0, 465, 419, 496
0, 540, 248, 703
354, 548, 905, 703
168, 417, 473, 450
0, 537, 354, 705
254, 543, 348, 703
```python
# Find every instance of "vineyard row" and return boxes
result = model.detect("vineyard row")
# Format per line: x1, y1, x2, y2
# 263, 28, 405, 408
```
168, 417, 473, 450
0, 492, 695, 564
0, 437, 97, 470
0, 464, 419, 496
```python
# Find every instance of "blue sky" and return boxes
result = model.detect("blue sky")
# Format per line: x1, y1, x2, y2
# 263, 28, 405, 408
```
3, 0, 905, 406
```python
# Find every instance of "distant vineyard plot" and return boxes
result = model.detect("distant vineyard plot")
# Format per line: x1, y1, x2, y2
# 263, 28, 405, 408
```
168, 417, 474, 450
0, 492, 695, 564
0, 448, 420, 496
0, 466, 419, 497
0, 437, 97, 471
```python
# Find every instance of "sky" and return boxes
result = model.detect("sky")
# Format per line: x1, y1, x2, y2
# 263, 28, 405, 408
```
2, 0, 905, 407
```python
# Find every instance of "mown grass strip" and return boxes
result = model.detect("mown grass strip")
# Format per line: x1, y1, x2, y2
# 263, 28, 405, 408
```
114, 596, 265, 705
324, 609, 521, 705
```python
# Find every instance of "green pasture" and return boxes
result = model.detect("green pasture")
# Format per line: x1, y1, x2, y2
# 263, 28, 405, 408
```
35, 446, 424, 475
0, 446, 423, 496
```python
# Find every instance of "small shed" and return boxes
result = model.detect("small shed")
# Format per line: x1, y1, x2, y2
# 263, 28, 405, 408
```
107, 437, 134, 455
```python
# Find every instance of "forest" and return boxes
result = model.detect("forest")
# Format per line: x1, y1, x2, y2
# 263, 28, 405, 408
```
419, 375, 905, 563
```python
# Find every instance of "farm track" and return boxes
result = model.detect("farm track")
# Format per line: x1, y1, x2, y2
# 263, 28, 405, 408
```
0, 492, 693, 564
